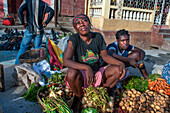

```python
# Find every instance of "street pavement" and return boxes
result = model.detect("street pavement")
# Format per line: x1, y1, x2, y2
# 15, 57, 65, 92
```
0, 49, 169, 113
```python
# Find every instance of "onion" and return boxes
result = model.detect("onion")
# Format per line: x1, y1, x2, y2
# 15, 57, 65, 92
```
109, 101, 114, 107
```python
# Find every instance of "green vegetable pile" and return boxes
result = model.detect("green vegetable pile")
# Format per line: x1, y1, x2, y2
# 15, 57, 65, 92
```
21, 83, 40, 102
41, 90, 72, 113
82, 86, 114, 112
123, 74, 161, 93
48, 72, 65, 84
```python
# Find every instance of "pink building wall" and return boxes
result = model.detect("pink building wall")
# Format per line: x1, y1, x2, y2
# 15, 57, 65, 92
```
0, 0, 4, 19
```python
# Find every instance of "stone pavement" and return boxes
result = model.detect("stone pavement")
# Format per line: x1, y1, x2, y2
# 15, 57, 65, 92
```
0, 49, 169, 113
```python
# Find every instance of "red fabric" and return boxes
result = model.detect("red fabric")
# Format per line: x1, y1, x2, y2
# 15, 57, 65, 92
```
3, 16, 14, 26
47, 38, 63, 70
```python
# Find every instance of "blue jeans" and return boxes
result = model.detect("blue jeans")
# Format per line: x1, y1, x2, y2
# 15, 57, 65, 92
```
15, 29, 43, 64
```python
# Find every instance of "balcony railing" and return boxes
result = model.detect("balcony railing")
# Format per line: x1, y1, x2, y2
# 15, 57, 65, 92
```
88, 0, 169, 25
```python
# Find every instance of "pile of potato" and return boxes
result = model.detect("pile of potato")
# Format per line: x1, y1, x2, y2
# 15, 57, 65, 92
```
119, 88, 170, 113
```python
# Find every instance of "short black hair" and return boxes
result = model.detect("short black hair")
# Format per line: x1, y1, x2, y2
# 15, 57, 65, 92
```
115, 29, 130, 39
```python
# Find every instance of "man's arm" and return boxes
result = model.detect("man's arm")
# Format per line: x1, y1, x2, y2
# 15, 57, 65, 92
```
43, 3, 54, 25
108, 49, 138, 67
18, 0, 27, 25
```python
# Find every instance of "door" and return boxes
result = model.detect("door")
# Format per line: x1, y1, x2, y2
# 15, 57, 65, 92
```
60, 0, 85, 16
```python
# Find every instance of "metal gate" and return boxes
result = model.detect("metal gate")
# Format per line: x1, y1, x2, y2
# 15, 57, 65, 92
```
154, 0, 170, 25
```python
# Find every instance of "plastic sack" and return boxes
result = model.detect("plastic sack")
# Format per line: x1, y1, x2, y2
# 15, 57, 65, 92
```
162, 61, 170, 85
81, 108, 99, 113
33, 59, 60, 86
15, 63, 41, 88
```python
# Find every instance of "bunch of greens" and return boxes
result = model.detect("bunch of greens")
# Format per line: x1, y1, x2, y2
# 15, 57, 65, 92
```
123, 76, 148, 93
48, 72, 65, 84
123, 74, 161, 93
21, 83, 40, 102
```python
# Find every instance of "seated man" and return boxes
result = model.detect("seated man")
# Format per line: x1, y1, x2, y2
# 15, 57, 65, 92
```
63, 14, 126, 112
106, 29, 149, 79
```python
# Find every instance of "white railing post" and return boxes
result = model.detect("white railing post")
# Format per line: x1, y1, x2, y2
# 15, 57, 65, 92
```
137, 12, 140, 21
158, 0, 165, 25
126, 11, 129, 20
123, 10, 126, 20
133, 12, 136, 21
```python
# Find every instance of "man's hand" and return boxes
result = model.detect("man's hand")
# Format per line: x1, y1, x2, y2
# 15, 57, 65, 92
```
129, 58, 138, 68
119, 62, 126, 80
23, 23, 27, 28
43, 22, 47, 28
85, 66, 95, 85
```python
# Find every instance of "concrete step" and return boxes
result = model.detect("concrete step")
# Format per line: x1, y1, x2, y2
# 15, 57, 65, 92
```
161, 38, 170, 51
163, 34, 170, 38
159, 29, 170, 34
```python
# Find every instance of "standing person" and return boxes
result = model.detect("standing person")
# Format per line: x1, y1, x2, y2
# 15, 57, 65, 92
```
15, 0, 54, 64
106, 29, 149, 78
63, 14, 126, 112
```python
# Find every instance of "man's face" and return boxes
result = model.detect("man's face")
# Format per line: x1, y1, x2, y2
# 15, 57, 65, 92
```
117, 35, 130, 50
74, 18, 90, 36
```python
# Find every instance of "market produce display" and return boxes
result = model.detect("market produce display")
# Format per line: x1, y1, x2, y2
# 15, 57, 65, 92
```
21, 72, 170, 113
37, 72, 73, 113
82, 86, 114, 112
119, 88, 170, 113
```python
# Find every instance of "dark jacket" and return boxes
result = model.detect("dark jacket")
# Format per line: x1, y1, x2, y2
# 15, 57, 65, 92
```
18, 0, 54, 34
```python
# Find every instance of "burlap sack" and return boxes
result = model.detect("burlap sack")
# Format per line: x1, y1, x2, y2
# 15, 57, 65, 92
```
15, 63, 41, 88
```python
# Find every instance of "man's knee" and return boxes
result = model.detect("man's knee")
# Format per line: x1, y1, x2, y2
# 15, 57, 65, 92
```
128, 51, 141, 61
109, 66, 121, 79
67, 68, 79, 81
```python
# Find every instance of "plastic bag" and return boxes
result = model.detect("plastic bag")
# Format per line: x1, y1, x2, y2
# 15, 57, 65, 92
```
162, 61, 170, 85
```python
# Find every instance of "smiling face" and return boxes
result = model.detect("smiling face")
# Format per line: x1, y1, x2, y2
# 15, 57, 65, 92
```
117, 35, 130, 51
74, 18, 90, 36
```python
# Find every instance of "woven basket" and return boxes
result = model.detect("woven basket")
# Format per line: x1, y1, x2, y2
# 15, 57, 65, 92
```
37, 89, 46, 112
37, 87, 74, 112
19, 48, 46, 65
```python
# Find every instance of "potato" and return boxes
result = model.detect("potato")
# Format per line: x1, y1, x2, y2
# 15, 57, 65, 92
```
140, 95, 146, 103
125, 102, 130, 107
141, 107, 146, 112
159, 108, 164, 113
150, 97, 154, 101
128, 107, 133, 112
156, 112, 161, 113
129, 101, 133, 106
122, 106, 126, 110
136, 94, 141, 97
137, 91, 141, 95
159, 89, 164, 94
150, 110, 154, 113
131, 94, 136, 98
155, 105, 160, 110
151, 104, 155, 108
135, 104, 140, 109
119, 101, 124, 107
145, 110, 150, 113
127, 90, 133, 94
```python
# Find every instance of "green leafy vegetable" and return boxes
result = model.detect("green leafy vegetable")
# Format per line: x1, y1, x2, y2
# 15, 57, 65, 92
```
21, 83, 40, 102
